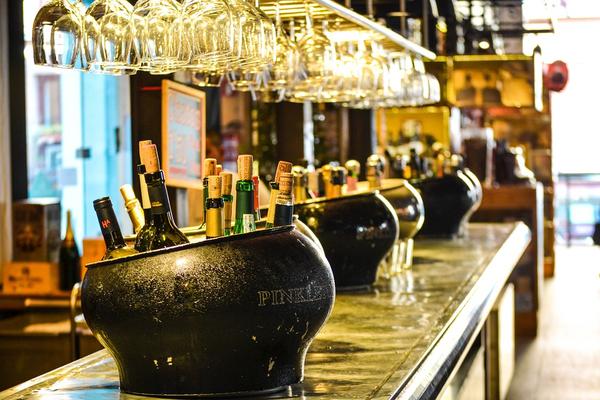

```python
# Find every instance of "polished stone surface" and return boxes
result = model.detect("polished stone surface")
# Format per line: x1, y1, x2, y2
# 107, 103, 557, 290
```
1, 223, 530, 400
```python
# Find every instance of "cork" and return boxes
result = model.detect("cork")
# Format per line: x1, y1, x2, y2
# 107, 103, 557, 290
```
141, 144, 160, 173
138, 140, 153, 166
345, 160, 360, 177
279, 172, 293, 194
119, 184, 136, 202
216, 164, 222, 175
204, 158, 217, 177
274, 161, 293, 183
221, 172, 233, 195
237, 155, 253, 180
207, 175, 222, 198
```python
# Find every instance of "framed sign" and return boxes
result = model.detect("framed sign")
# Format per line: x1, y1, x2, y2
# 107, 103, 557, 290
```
161, 80, 205, 189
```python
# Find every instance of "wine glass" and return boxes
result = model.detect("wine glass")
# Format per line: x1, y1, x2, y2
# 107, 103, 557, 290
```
32, 0, 82, 68
85, 0, 140, 75
132, 0, 187, 74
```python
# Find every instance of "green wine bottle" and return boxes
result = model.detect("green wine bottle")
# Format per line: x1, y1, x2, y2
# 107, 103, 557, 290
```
93, 197, 137, 260
135, 139, 155, 251
234, 154, 256, 234
58, 210, 81, 291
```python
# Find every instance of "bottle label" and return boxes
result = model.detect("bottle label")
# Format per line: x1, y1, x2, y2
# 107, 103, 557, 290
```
148, 182, 170, 215
243, 214, 255, 232
206, 208, 224, 238
273, 204, 293, 227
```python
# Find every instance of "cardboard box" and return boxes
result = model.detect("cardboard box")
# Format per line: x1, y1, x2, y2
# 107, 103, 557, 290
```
81, 237, 106, 279
13, 198, 61, 263
2, 262, 59, 294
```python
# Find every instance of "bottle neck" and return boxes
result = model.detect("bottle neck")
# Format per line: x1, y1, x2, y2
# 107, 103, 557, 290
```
235, 180, 254, 216
64, 211, 75, 244
95, 206, 126, 251
146, 172, 174, 218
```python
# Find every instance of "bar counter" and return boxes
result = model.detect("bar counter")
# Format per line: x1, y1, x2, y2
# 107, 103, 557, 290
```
0, 222, 530, 400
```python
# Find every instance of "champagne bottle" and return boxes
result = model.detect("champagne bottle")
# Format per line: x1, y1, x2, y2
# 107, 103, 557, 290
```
59, 210, 81, 291
93, 197, 137, 260
221, 172, 233, 236
328, 166, 346, 198
119, 184, 144, 233
206, 175, 224, 239
202, 158, 217, 226
143, 144, 189, 249
266, 161, 293, 228
345, 160, 360, 193
234, 155, 256, 234
273, 172, 294, 227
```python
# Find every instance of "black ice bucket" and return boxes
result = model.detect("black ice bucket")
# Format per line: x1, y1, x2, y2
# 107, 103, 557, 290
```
294, 191, 399, 290
82, 226, 335, 398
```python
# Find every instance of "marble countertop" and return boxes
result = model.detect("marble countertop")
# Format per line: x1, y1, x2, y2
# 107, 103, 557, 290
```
0, 223, 530, 400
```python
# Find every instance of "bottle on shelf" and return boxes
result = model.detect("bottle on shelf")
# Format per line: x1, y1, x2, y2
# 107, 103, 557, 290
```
205, 175, 224, 239
328, 166, 346, 198
120, 184, 144, 234
202, 158, 218, 226
221, 172, 234, 236
273, 172, 294, 227
142, 144, 189, 249
266, 160, 293, 228
234, 154, 256, 234
293, 165, 309, 203
321, 164, 334, 198
59, 210, 81, 291
366, 155, 383, 189
345, 160, 360, 193
93, 197, 138, 260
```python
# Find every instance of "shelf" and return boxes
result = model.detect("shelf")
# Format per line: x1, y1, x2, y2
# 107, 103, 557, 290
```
257, 0, 436, 59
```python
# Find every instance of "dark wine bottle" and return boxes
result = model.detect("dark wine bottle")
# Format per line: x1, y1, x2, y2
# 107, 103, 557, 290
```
135, 140, 156, 252
205, 175, 224, 239
93, 197, 137, 260
141, 143, 189, 249
266, 161, 292, 228
273, 172, 294, 227
234, 155, 256, 234
58, 210, 81, 291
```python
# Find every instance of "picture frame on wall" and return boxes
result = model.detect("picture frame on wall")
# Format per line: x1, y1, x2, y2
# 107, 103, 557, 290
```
161, 79, 206, 189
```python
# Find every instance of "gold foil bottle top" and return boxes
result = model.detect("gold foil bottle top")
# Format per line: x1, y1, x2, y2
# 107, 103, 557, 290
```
237, 154, 253, 180
204, 158, 217, 177
221, 172, 233, 195
216, 164, 222, 175
274, 161, 293, 183
345, 160, 360, 177
207, 175, 222, 198
141, 144, 160, 173
278, 172, 293, 194
119, 184, 136, 203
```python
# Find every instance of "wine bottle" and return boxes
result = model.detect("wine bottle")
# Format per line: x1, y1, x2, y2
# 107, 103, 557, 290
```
366, 155, 383, 189
234, 154, 256, 234
93, 197, 137, 260
273, 172, 294, 227
328, 166, 346, 198
202, 158, 217, 226
135, 140, 155, 252
221, 172, 233, 236
119, 184, 144, 233
266, 161, 292, 228
58, 210, 81, 291
206, 175, 224, 239
143, 144, 189, 249
345, 160, 360, 193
